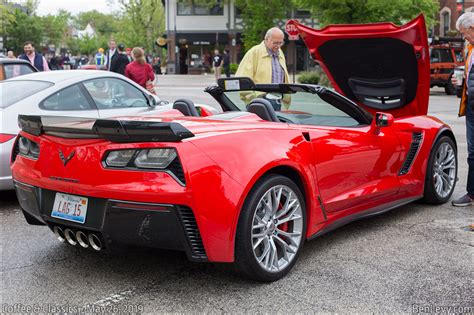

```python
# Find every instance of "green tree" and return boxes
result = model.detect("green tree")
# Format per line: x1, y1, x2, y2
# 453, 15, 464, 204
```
40, 10, 70, 50
73, 10, 119, 35
4, 8, 43, 55
117, 0, 165, 53
234, 0, 291, 51
295, 0, 438, 27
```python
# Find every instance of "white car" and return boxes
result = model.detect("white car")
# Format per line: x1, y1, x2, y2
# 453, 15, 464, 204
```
0, 70, 213, 190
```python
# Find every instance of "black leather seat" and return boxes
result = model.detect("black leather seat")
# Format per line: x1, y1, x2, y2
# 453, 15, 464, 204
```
247, 98, 280, 122
173, 98, 200, 117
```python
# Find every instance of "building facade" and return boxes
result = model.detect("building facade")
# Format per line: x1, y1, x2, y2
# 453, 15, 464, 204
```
165, 0, 317, 75
433, 0, 474, 37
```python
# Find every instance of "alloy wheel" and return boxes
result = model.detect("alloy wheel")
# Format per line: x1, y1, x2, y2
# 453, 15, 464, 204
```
251, 185, 303, 273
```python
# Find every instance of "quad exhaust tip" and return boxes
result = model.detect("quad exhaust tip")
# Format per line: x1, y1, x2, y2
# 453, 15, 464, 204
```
76, 231, 89, 248
64, 229, 77, 246
53, 227, 102, 251
88, 233, 102, 251
53, 226, 66, 243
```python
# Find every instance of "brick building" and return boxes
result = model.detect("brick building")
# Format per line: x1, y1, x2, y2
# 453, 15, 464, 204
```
434, 0, 474, 37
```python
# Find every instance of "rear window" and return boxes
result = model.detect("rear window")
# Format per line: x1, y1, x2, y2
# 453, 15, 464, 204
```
0, 80, 53, 108
4, 64, 36, 79
430, 49, 454, 63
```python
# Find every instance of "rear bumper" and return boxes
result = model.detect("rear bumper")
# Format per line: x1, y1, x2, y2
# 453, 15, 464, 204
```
14, 180, 207, 261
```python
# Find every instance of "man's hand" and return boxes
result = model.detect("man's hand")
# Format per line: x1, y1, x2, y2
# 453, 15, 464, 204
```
452, 76, 458, 86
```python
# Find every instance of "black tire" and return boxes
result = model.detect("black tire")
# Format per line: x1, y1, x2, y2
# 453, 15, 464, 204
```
422, 136, 457, 204
233, 174, 306, 282
445, 77, 456, 95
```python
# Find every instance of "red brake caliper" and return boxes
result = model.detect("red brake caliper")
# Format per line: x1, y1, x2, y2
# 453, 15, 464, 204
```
277, 202, 289, 232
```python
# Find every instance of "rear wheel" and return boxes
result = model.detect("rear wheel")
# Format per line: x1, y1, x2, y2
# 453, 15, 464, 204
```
234, 175, 306, 282
422, 136, 457, 204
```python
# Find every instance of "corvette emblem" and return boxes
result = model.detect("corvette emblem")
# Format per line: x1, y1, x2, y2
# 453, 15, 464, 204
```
59, 149, 75, 166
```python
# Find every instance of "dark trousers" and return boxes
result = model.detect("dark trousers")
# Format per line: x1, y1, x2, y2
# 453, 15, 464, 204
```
466, 101, 474, 195
223, 66, 230, 78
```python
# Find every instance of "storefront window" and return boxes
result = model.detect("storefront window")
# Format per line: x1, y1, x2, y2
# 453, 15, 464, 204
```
177, 0, 224, 16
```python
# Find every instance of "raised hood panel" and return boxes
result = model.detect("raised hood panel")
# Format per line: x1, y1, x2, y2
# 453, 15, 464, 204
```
290, 15, 430, 118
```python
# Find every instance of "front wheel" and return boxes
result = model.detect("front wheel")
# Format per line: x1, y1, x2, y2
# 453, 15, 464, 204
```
422, 136, 457, 204
234, 175, 306, 282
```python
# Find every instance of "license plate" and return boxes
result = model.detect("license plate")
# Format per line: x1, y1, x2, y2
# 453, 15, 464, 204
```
51, 193, 88, 224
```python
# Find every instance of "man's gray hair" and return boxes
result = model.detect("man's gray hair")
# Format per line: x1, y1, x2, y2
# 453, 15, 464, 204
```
264, 27, 284, 40
456, 12, 474, 30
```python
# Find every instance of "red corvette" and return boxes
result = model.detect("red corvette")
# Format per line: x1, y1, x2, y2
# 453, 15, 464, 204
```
11, 15, 458, 281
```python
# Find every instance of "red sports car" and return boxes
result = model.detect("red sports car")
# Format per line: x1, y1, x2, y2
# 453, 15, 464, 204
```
11, 15, 458, 281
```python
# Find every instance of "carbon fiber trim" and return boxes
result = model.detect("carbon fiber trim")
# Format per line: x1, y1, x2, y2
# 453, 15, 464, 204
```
399, 132, 423, 175
176, 206, 207, 260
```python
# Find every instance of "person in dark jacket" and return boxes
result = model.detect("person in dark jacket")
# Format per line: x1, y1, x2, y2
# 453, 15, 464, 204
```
18, 41, 50, 71
106, 39, 118, 72
223, 48, 230, 78
113, 43, 130, 75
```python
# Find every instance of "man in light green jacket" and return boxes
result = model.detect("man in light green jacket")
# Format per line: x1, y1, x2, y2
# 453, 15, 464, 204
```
236, 27, 289, 84
236, 27, 290, 108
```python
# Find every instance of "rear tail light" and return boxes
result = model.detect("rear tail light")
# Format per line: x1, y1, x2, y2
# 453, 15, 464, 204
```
103, 148, 185, 185
15, 136, 40, 160
0, 134, 16, 143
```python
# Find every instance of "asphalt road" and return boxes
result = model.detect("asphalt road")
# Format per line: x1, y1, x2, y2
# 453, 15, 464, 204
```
0, 77, 472, 313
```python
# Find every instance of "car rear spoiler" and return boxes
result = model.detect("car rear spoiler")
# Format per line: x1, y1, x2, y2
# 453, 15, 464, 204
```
18, 115, 195, 143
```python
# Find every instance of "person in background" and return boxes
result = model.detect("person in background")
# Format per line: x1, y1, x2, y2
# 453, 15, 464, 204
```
95, 48, 106, 70
112, 43, 129, 75
213, 49, 222, 80
7, 51, 15, 59
125, 48, 132, 62
106, 39, 118, 72
18, 41, 50, 71
452, 12, 474, 208
125, 47, 155, 89
153, 56, 162, 74
223, 48, 230, 78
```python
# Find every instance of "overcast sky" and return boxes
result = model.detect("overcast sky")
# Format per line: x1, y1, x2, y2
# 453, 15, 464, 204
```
33, 0, 117, 16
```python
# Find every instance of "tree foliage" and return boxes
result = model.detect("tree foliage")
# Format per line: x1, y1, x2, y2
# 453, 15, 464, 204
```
233, 0, 290, 51
116, 0, 165, 53
295, 0, 439, 27
4, 8, 43, 54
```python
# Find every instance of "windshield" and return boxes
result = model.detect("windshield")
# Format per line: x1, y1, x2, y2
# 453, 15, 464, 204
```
223, 89, 361, 127
0, 81, 53, 108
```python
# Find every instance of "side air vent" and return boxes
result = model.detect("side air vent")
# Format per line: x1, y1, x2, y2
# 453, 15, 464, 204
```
168, 157, 186, 185
177, 206, 207, 260
399, 132, 423, 175
11, 137, 20, 163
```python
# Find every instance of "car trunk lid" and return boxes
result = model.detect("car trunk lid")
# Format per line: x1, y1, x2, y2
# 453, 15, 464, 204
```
289, 15, 430, 118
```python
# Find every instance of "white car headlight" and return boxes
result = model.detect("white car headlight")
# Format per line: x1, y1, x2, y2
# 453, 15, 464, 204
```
134, 148, 177, 169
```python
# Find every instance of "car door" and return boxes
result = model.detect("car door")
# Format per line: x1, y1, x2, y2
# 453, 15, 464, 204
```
286, 90, 402, 213
290, 15, 429, 118
81, 77, 152, 118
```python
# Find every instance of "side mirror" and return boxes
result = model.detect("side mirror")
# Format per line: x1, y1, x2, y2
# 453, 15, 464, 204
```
371, 112, 394, 134
147, 94, 159, 107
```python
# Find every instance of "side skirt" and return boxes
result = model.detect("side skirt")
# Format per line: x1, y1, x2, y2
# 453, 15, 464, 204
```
308, 196, 422, 241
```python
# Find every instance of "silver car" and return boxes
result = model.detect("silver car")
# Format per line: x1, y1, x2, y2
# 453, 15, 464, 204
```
0, 70, 165, 190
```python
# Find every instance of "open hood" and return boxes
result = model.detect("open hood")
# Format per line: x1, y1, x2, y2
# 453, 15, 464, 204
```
290, 15, 430, 118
